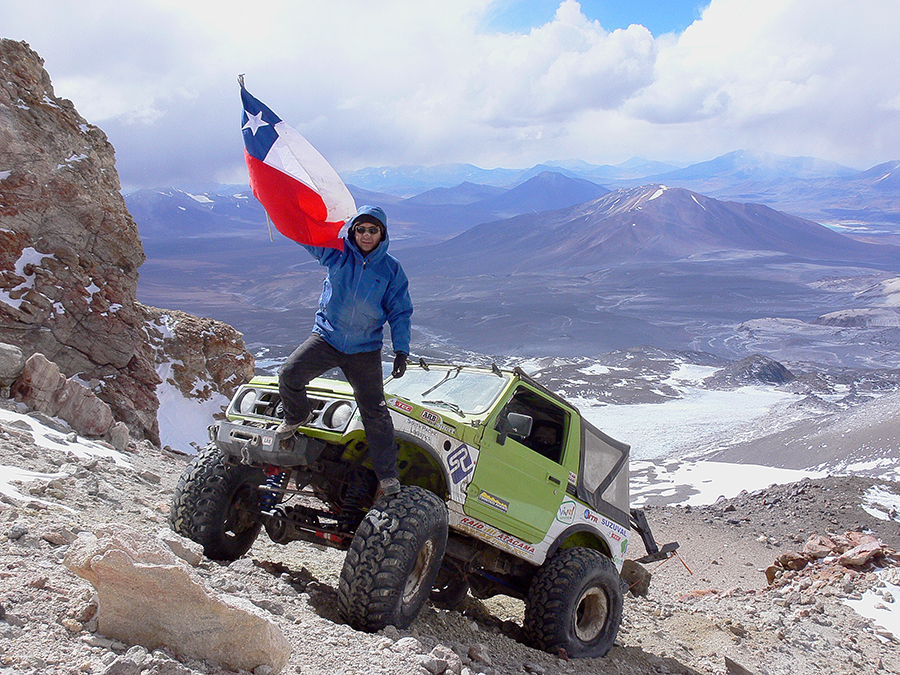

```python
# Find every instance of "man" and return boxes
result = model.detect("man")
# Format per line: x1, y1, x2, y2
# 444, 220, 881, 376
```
276, 205, 412, 497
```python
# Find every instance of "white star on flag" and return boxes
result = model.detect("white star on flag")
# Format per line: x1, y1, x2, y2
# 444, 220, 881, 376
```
242, 110, 268, 135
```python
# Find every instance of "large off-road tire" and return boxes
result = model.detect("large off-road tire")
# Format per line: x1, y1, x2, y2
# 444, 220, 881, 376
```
169, 445, 265, 561
524, 547, 624, 658
338, 486, 448, 631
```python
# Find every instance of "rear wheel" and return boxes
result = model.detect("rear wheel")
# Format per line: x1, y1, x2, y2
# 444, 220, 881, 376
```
169, 445, 265, 561
338, 486, 448, 631
524, 548, 624, 658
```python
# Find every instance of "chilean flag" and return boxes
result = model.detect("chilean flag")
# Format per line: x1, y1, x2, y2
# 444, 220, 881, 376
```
240, 82, 356, 249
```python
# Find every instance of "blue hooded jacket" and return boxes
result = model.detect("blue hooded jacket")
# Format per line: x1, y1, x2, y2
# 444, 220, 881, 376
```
301, 205, 413, 355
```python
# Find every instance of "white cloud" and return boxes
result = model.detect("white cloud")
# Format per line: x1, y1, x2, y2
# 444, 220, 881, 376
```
2, 0, 899, 187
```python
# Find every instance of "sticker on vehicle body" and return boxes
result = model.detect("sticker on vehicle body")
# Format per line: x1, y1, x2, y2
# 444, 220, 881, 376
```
262, 436, 273, 446
458, 515, 536, 556
447, 444, 474, 484
582, 507, 599, 524
556, 500, 576, 524
602, 516, 629, 539
568, 471, 577, 486
392, 414, 440, 447
390, 398, 414, 413
420, 409, 456, 435
476, 490, 509, 513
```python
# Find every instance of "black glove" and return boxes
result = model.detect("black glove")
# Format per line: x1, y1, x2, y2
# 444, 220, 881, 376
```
392, 352, 408, 378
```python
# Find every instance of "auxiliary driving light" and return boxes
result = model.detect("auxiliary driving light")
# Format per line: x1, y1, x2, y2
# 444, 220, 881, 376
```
323, 401, 353, 429
237, 388, 258, 415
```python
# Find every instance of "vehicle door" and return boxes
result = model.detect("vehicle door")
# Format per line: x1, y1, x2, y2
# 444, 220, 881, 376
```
463, 384, 571, 544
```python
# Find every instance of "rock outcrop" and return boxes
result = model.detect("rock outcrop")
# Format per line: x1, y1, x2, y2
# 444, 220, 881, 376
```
703, 353, 794, 388
11, 352, 114, 437
144, 308, 254, 408
64, 523, 291, 674
0, 39, 254, 443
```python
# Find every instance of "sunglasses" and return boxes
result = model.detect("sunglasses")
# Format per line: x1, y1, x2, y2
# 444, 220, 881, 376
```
354, 225, 381, 235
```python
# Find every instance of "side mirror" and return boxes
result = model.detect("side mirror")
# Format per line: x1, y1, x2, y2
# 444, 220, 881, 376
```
496, 412, 533, 445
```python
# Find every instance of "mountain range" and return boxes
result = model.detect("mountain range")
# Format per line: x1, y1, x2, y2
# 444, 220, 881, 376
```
128, 150, 900, 369
341, 150, 900, 236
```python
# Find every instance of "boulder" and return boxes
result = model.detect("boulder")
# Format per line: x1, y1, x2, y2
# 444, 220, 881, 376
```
64, 523, 290, 674
12, 352, 114, 436
0, 342, 25, 392
620, 558, 652, 596
803, 534, 837, 560
838, 540, 884, 567
775, 551, 809, 571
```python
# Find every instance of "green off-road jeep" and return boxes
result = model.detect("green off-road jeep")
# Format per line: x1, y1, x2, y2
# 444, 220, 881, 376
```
170, 361, 675, 658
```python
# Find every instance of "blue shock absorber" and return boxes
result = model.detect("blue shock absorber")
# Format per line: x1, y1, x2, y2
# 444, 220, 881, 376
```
259, 471, 289, 512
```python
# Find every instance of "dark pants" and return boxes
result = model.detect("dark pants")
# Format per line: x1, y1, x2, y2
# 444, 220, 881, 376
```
278, 334, 398, 481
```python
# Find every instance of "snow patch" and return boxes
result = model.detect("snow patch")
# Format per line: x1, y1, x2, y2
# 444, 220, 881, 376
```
845, 569, 900, 642
578, 363, 611, 375
630, 459, 825, 507
0, 408, 130, 468
187, 193, 214, 204
155, 370, 229, 452
575, 384, 799, 460
861, 485, 900, 520
0, 247, 54, 309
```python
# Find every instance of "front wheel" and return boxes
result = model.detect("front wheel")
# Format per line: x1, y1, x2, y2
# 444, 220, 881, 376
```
338, 486, 448, 631
169, 445, 265, 561
524, 548, 624, 658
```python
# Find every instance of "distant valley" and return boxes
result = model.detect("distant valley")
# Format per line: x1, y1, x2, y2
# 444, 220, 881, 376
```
130, 150, 900, 372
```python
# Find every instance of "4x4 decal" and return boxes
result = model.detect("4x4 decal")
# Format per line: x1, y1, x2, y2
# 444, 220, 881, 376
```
458, 515, 537, 557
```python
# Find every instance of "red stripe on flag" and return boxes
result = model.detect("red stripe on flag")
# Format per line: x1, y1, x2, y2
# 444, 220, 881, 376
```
245, 152, 345, 250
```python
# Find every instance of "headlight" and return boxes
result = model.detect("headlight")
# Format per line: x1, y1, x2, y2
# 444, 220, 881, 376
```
323, 401, 353, 429
237, 389, 258, 415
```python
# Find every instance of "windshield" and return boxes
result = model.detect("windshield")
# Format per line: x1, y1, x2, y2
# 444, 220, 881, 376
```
385, 366, 510, 416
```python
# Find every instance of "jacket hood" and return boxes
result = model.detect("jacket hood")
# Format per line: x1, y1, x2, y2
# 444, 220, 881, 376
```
346, 205, 389, 257
347, 205, 387, 231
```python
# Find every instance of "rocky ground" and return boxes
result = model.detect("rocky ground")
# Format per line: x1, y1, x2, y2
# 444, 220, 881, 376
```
1, 399, 899, 675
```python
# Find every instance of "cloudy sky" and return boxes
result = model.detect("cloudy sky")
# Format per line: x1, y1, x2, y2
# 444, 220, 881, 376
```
3, 0, 899, 191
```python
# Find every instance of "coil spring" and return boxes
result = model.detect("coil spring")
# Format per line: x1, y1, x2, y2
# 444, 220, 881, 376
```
338, 473, 376, 532
259, 471, 289, 512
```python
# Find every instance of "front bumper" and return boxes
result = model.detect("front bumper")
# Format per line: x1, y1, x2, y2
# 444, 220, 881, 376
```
213, 421, 326, 466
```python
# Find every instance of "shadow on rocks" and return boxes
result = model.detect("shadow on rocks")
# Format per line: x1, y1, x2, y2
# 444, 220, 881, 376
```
254, 558, 344, 624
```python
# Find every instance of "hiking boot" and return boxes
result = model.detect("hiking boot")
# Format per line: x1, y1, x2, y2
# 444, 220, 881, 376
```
375, 477, 401, 501
274, 414, 311, 439
274, 421, 301, 439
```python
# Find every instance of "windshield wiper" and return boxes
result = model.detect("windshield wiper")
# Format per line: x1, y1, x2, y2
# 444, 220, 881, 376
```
419, 366, 462, 397
422, 399, 464, 416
